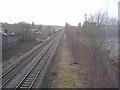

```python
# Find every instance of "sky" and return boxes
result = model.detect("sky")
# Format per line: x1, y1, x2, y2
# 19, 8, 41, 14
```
0, 0, 119, 26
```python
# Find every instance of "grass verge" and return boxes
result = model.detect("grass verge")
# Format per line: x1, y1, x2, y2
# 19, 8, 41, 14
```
41, 34, 77, 88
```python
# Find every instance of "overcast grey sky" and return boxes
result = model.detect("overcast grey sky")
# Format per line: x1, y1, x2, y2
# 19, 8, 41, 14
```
0, 0, 119, 26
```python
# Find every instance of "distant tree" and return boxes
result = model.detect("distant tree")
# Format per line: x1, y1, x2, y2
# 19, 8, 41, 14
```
13, 22, 36, 43
65, 22, 69, 26
37, 25, 42, 31
32, 22, 35, 29
13, 22, 31, 33
78, 22, 81, 27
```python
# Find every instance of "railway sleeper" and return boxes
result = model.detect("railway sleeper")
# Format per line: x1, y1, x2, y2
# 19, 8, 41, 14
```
24, 79, 33, 82
20, 84, 31, 88
21, 84, 30, 86
24, 79, 34, 82
20, 78, 34, 83
23, 82, 31, 84
19, 86, 29, 88
26, 77, 34, 80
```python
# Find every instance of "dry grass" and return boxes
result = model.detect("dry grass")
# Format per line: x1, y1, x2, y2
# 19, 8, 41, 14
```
65, 27, 115, 88
51, 34, 77, 88
41, 33, 78, 88
2, 30, 52, 68
41, 27, 117, 88
2, 41, 37, 68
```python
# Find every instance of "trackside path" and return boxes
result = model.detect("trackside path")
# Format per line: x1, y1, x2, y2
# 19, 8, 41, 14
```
41, 33, 78, 88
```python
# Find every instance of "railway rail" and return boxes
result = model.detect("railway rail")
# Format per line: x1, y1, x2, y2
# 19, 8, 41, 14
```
1, 30, 63, 89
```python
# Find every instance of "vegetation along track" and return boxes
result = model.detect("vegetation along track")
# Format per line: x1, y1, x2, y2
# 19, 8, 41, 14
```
1, 31, 64, 88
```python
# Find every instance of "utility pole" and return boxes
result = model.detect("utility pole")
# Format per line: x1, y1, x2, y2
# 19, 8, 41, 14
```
85, 14, 87, 21
106, 0, 108, 18
106, 0, 108, 40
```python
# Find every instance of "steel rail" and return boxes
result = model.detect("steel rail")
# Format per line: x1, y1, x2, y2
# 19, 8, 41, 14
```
15, 32, 62, 89
1, 32, 60, 88
1, 37, 50, 78
1, 32, 58, 77
30, 33, 62, 89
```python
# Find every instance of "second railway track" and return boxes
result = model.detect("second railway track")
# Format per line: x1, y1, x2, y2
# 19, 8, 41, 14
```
16, 31, 62, 89
1, 31, 64, 88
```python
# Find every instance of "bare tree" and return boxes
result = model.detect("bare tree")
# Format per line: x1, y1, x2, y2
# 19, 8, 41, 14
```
82, 12, 116, 63
88, 12, 108, 25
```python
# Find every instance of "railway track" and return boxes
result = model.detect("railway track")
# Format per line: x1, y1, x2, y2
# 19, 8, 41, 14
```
16, 32, 62, 89
1, 31, 63, 88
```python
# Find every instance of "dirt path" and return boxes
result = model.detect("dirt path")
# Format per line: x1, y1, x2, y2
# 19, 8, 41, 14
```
41, 33, 79, 88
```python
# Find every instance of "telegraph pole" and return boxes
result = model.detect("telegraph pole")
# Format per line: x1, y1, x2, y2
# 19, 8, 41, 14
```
107, 0, 108, 18
106, 0, 108, 40
85, 14, 87, 21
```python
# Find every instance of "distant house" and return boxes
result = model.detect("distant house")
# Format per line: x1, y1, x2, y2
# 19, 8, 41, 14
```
0, 23, 15, 51
0, 23, 15, 35
0, 23, 5, 35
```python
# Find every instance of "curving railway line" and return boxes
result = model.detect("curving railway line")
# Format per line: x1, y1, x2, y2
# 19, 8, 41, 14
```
1, 30, 64, 89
